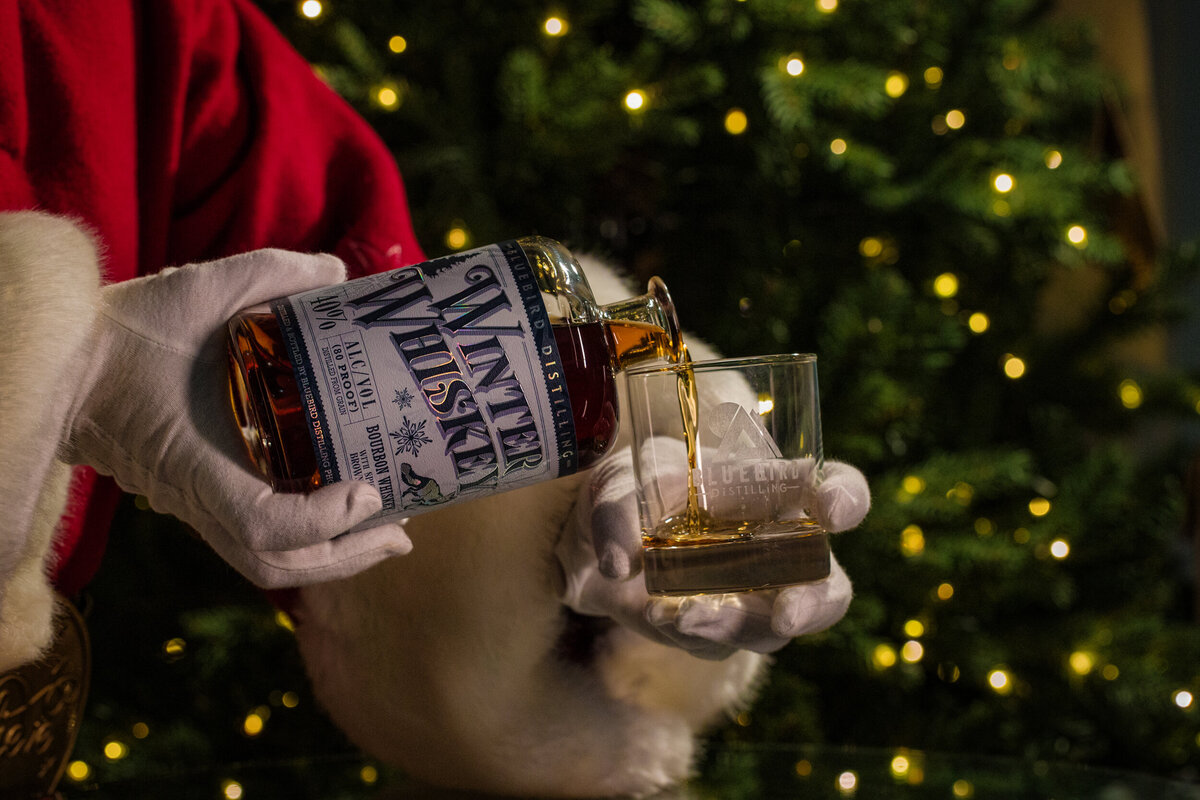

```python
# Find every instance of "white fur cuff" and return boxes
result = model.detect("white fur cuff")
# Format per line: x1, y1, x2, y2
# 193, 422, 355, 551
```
0, 211, 102, 670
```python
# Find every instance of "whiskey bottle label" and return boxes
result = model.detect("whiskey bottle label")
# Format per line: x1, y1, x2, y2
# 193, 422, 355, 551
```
272, 241, 577, 520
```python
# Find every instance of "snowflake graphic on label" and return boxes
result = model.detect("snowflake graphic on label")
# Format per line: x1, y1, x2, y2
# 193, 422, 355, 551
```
391, 416, 433, 457
392, 387, 414, 409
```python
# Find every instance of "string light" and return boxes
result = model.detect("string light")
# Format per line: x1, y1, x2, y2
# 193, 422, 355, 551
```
299, 0, 322, 19
1066, 224, 1088, 248
67, 761, 91, 782
1118, 379, 1143, 409
953, 779, 975, 798
859, 236, 883, 258
945, 109, 966, 129
163, 637, 186, 661
243, 707, 269, 737
873, 643, 898, 669
388, 35, 407, 53
103, 739, 129, 761
885, 71, 909, 97
830, 138, 848, 155
1003, 355, 1026, 379
795, 759, 814, 777
281, 691, 300, 708
1102, 664, 1120, 680
132, 722, 150, 739
901, 475, 926, 495
900, 525, 925, 556
1045, 149, 1063, 169
993, 173, 1015, 193
783, 55, 805, 76
1028, 497, 1051, 517
933, 272, 959, 298
1068, 651, 1095, 675
837, 770, 858, 794
816, 0, 839, 13
724, 108, 748, 135
904, 619, 925, 638
445, 225, 471, 250
967, 311, 989, 333
948, 481, 974, 505
901, 640, 924, 663
275, 610, 295, 632
544, 16, 568, 36
374, 84, 401, 110
1174, 690, 1194, 709
361, 765, 380, 784
988, 668, 1013, 695
924, 66, 944, 87
891, 754, 911, 778
624, 89, 647, 112
222, 780, 244, 800
974, 517, 994, 536
1049, 539, 1070, 559
936, 582, 954, 600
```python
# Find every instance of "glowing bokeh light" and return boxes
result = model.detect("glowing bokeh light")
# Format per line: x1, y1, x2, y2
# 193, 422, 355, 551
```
933, 272, 959, 298
724, 108, 749, 135
885, 72, 909, 97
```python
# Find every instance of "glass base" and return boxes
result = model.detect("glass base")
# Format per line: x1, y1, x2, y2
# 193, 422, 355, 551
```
643, 529, 831, 596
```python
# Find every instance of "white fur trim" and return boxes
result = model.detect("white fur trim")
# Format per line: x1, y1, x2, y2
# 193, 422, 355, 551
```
294, 257, 766, 797
0, 211, 102, 670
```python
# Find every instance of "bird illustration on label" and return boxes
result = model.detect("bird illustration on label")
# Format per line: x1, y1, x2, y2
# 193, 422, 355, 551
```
400, 462, 452, 506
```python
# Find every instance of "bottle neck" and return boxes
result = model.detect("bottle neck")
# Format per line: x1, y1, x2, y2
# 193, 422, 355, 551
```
600, 276, 685, 368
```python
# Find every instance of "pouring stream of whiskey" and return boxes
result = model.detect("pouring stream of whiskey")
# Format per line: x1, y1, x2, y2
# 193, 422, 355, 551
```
676, 346, 703, 531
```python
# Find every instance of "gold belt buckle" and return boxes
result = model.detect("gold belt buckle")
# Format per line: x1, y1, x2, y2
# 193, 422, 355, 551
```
0, 597, 91, 799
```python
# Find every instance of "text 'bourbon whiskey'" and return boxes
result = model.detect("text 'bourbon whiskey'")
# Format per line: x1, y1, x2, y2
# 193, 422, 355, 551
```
227, 237, 682, 525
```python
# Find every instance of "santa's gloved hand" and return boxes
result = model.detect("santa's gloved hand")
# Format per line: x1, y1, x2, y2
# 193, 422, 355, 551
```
58, 249, 412, 588
556, 440, 869, 660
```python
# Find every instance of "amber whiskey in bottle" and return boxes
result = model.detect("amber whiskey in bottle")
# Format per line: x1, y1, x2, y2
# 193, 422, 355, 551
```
227, 237, 681, 523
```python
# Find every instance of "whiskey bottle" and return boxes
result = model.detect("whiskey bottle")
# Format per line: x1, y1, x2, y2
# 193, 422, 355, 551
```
226, 236, 682, 524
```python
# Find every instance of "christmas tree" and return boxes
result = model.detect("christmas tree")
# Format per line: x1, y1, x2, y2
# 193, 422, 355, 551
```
70, 0, 1200, 796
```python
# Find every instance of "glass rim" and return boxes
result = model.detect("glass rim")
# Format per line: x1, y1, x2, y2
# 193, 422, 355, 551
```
626, 352, 817, 378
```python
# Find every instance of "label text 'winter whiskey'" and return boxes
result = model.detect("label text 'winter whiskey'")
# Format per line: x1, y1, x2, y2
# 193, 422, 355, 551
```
268, 242, 573, 521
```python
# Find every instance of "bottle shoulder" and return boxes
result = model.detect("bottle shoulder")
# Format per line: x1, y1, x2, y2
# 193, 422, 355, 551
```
517, 237, 602, 324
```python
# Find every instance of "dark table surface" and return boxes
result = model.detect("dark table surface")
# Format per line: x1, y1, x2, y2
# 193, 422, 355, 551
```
63, 743, 1200, 800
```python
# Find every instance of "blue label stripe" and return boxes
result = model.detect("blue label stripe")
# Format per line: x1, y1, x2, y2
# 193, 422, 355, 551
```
272, 297, 342, 485
498, 240, 579, 477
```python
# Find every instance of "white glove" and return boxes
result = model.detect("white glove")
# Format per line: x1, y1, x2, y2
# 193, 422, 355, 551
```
557, 441, 869, 660
58, 249, 412, 588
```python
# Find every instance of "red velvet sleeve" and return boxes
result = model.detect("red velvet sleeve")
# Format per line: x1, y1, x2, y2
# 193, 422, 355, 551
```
139, 0, 426, 277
